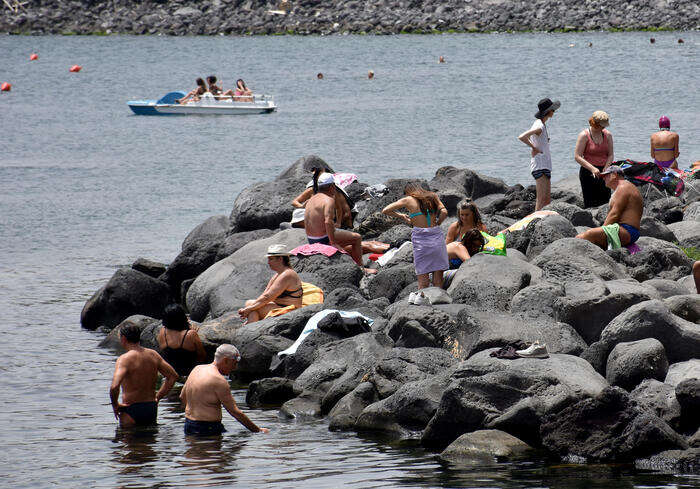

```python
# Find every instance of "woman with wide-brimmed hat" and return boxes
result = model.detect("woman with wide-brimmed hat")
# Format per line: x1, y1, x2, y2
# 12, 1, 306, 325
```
518, 97, 560, 210
575, 110, 615, 208
238, 244, 303, 324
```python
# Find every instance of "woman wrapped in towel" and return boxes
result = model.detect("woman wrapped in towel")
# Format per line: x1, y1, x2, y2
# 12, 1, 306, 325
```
382, 183, 449, 289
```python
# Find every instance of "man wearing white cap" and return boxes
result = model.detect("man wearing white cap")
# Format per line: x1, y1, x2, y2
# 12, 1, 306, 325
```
181, 344, 269, 435
304, 172, 365, 268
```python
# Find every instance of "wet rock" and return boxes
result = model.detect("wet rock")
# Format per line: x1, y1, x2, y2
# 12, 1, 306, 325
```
635, 448, 700, 475
131, 258, 166, 278
605, 338, 669, 391
98, 314, 161, 351
328, 382, 379, 431
440, 430, 532, 463
630, 379, 682, 430
81, 268, 173, 330
640, 216, 676, 243
540, 386, 687, 462
583, 300, 700, 374
279, 390, 323, 419
421, 350, 608, 449
668, 221, 700, 249
246, 377, 302, 407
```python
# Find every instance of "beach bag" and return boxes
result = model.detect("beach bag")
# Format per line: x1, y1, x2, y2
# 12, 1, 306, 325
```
480, 231, 507, 256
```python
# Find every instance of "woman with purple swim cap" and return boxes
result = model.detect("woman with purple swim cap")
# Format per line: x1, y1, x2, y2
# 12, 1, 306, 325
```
650, 115, 680, 169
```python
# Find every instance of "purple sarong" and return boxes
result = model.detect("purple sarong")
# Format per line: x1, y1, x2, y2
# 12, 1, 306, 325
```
411, 226, 449, 275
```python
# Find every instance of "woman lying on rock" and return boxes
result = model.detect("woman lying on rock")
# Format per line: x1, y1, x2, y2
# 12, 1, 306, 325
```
382, 183, 448, 289
238, 244, 303, 324
446, 228, 487, 269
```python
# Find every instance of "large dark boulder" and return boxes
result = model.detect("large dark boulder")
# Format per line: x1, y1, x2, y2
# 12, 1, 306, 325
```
447, 253, 534, 310
664, 294, 700, 323
582, 300, 700, 375
540, 387, 687, 462
81, 268, 173, 330
605, 338, 669, 391
98, 314, 162, 351
630, 379, 682, 431
645, 197, 684, 225
610, 237, 692, 282
246, 378, 301, 408
542, 202, 596, 227
420, 351, 608, 449
640, 216, 676, 243
530, 238, 629, 283
131, 258, 166, 278
181, 215, 230, 251
387, 306, 460, 353
440, 430, 533, 463
353, 178, 429, 224
525, 214, 579, 259
454, 307, 587, 358
293, 252, 363, 293
328, 382, 380, 431
215, 229, 275, 261
229, 155, 333, 232
428, 166, 509, 215
362, 264, 417, 302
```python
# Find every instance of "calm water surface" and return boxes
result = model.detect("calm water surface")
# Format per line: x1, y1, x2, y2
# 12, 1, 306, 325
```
1, 31, 698, 488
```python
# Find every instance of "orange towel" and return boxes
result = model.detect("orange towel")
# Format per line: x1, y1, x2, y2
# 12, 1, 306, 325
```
264, 282, 324, 319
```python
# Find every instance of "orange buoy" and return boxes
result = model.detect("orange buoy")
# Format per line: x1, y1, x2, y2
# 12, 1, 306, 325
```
30, 53, 38, 61
69, 65, 82, 72
1, 82, 11, 92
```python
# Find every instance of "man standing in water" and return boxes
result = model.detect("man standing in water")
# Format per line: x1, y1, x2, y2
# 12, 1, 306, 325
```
180, 344, 269, 435
109, 322, 179, 427
576, 166, 643, 249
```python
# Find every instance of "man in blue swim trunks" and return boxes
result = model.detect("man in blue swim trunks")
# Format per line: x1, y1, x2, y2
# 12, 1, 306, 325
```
576, 165, 643, 249
110, 322, 179, 427
180, 344, 269, 436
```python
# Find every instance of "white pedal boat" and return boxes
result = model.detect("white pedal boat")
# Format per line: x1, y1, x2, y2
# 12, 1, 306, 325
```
128, 91, 277, 115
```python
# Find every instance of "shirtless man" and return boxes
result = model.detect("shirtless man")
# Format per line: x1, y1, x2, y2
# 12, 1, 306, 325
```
109, 322, 179, 427
650, 116, 680, 169
304, 172, 365, 268
576, 166, 643, 249
180, 344, 269, 436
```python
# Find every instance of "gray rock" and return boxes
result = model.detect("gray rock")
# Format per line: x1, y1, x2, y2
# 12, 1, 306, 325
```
420, 286, 452, 305
354, 178, 429, 224
377, 224, 412, 248
665, 360, 700, 388
181, 215, 230, 251
276, 154, 332, 180
279, 391, 323, 419
215, 229, 275, 261
525, 214, 578, 259
387, 307, 459, 353
294, 252, 363, 293
668, 221, 700, 249
677, 274, 697, 294
540, 387, 687, 462
664, 294, 700, 323
613, 237, 692, 282
676, 378, 700, 432
606, 338, 669, 391
643, 279, 690, 299
173, 6, 202, 16
646, 197, 684, 225
186, 228, 307, 321
246, 377, 301, 407
531, 238, 629, 283
81, 268, 173, 330
630, 379, 682, 430
635, 448, 700, 475
583, 300, 700, 375
447, 253, 532, 309
362, 264, 416, 302
328, 382, 379, 431
542, 202, 596, 227
640, 216, 676, 243
98, 314, 161, 351
683, 201, 700, 222
510, 281, 565, 318
440, 430, 532, 463
131, 258, 166, 278
421, 350, 608, 449
455, 307, 587, 357
429, 166, 508, 214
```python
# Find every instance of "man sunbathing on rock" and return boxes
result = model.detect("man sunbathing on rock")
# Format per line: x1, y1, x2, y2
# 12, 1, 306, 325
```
238, 244, 303, 324
304, 172, 376, 273
576, 165, 643, 249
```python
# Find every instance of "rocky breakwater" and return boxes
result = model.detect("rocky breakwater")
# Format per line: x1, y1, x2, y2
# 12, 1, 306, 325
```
2, 0, 699, 35
84, 154, 699, 472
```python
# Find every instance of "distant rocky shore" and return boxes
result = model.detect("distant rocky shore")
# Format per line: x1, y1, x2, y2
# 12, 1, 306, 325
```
2, 0, 699, 35
83, 154, 700, 472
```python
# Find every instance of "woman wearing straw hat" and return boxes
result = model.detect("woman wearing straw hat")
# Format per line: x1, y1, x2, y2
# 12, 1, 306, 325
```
575, 110, 615, 208
238, 244, 303, 324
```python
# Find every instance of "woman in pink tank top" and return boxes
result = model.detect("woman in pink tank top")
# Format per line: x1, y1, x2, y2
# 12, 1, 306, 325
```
575, 110, 615, 208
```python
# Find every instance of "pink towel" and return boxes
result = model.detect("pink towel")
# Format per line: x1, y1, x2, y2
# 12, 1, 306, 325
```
332, 173, 357, 189
290, 243, 347, 257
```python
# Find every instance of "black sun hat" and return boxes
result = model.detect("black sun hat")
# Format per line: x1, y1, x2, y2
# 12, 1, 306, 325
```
535, 98, 561, 119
